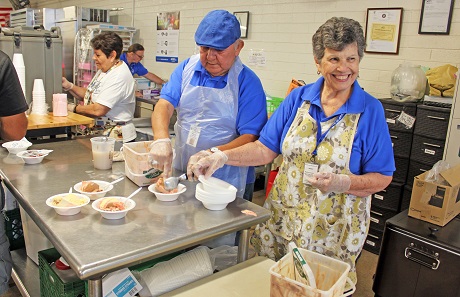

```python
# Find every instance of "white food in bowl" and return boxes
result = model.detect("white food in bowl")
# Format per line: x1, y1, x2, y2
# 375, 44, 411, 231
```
92, 196, 136, 220
148, 183, 186, 202
46, 193, 90, 216
74, 180, 113, 200
16, 150, 50, 164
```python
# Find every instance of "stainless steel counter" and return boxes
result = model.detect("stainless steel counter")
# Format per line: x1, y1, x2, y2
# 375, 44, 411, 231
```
0, 138, 270, 296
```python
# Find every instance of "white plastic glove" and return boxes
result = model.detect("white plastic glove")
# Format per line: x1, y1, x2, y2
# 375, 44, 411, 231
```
191, 150, 228, 179
307, 172, 351, 194
149, 138, 173, 177
187, 150, 212, 181
67, 103, 76, 113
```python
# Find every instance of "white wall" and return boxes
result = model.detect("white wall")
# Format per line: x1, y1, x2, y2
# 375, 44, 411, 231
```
29, 0, 460, 99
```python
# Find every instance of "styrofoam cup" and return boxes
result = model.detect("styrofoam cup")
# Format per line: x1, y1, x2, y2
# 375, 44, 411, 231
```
12, 53, 25, 67
33, 79, 45, 92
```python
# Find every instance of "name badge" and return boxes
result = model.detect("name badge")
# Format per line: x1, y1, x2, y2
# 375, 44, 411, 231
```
303, 163, 319, 184
186, 124, 201, 147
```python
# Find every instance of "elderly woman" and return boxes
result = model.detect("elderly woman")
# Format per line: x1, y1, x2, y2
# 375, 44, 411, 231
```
62, 31, 136, 142
189, 17, 395, 288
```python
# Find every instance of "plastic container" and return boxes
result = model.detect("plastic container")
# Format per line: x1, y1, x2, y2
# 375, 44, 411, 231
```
267, 96, 284, 116
390, 63, 427, 102
3, 208, 25, 251
122, 141, 162, 186
269, 248, 355, 297
39, 248, 86, 297
20, 206, 54, 264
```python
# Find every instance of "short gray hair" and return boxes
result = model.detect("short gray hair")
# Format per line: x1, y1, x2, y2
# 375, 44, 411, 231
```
312, 17, 366, 62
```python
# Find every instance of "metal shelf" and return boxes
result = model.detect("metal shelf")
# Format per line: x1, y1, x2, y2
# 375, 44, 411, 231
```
11, 248, 40, 297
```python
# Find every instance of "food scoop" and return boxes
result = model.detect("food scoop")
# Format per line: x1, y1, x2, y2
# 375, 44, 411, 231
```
164, 173, 187, 191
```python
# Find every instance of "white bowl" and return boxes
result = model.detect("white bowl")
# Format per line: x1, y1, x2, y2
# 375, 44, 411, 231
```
74, 180, 114, 200
2, 140, 32, 154
198, 175, 238, 193
46, 193, 90, 216
195, 183, 236, 211
92, 196, 136, 220
16, 150, 51, 164
148, 183, 186, 202
195, 183, 236, 203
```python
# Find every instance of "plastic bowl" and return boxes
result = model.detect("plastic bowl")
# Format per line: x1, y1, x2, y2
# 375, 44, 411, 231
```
195, 183, 236, 203
74, 180, 114, 200
198, 175, 238, 194
46, 193, 90, 216
195, 183, 236, 211
92, 196, 136, 220
148, 183, 186, 202
2, 140, 32, 154
16, 150, 50, 164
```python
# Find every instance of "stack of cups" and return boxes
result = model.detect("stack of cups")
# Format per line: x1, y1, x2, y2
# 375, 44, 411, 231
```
31, 79, 48, 115
12, 54, 26, 97
52, 93, 68, 117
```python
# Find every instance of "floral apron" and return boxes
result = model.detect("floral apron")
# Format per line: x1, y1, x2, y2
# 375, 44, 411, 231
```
251, 101, 370, 287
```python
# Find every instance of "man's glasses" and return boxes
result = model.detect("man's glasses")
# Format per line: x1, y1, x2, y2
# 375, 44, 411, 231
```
133, 52, 144, 59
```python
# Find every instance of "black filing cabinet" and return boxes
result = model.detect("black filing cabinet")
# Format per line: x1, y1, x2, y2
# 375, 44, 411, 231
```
373, 210, 460, 297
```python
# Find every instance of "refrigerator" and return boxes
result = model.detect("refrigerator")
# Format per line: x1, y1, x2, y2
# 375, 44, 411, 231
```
53, 6, 111, 83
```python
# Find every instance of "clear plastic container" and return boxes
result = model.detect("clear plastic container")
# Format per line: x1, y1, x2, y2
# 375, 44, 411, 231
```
390, 62, 427, 102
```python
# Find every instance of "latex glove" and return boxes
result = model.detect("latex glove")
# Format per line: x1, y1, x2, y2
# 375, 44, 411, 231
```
67, 103, 76, 113
307, 172, 351, 194
191, 150, 228, 179
187, 150, 212, 181
149, 138, 173, 177
62, 77, 73, 91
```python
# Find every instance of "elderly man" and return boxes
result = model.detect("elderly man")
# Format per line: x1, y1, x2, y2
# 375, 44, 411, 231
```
120, 43, 166, 87
150, 10, 267, 201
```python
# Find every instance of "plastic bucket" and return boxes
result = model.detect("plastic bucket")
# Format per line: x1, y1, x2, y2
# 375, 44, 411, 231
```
122, 141, 162, 186
269, 249, 355, 297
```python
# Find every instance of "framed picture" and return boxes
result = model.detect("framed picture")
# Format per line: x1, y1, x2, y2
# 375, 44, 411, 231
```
364, 7, 403, 55
234, 11, 249, 38
419, 0, 455, 34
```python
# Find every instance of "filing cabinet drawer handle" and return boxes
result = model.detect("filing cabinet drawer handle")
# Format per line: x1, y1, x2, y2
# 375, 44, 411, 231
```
427, 115, 446, 121
405, 247, 440, 270
390, 135, 398, 139
385, 108, 401, 113
423, 142, 441, 148
370, 210, 383, 217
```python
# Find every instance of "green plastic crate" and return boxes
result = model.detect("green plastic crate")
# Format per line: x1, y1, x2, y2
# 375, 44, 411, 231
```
39, 248, 86, 297
267, 97, 284, 114
3, 208, 25, 251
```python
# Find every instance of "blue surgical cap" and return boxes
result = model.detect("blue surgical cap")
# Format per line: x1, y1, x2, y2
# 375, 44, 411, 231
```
195, 10, 241, 51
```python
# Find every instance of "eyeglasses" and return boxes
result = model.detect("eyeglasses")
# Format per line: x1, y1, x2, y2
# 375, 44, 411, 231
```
133, 52, 144, 59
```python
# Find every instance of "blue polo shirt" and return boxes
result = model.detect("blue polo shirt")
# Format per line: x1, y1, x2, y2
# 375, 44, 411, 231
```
161, 57, 268, 183
120, 53, 148, 76
260, 77, 395, 176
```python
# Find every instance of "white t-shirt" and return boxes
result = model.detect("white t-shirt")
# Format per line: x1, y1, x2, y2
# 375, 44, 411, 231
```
91, 62, 135, 122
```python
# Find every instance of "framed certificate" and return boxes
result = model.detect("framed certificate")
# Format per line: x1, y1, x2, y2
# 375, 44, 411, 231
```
419, 0, 455, 34
364, 7, 403, 55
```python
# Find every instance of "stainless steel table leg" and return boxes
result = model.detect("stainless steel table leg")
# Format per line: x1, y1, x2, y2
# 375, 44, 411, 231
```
87, 279, 103, 297
237, 229, 250, 263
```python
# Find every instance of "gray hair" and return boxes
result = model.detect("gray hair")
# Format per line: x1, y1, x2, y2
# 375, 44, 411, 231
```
312, 17, 366, 62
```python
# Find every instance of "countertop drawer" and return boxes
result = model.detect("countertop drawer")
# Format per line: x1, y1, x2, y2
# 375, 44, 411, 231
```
390, 130, 413, 158
414, 104, 451, 139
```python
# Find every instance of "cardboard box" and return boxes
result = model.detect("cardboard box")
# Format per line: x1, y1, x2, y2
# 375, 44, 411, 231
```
408, 164, 460, 226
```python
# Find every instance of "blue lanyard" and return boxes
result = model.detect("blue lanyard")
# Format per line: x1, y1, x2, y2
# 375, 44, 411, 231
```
312, 113, 345, 157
